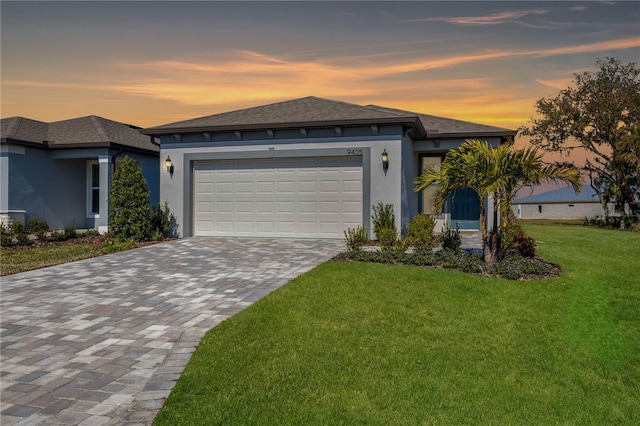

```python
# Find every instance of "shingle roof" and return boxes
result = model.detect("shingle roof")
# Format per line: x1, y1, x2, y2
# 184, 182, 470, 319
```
141, 96, 514, 138
144, 96, 418, 132
365, 104, 514, 136
515, 185, 598, 203
0, 117, 49, 145
1, 115, 158, 152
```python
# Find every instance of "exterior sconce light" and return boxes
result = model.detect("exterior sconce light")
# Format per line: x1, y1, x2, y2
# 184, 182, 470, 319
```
381, 149, 389, 175
165, 156, 174, 177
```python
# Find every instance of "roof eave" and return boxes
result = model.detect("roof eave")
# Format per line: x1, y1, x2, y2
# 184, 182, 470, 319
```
426, 130, 517, 139
141, 116, 426, 137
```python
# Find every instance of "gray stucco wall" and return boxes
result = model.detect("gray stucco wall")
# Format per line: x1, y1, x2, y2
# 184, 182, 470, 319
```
516, 202, 606, 220
159, 130, 405, 238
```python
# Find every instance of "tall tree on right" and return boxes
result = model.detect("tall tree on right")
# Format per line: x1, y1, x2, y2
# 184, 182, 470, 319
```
520, 57, 640, 228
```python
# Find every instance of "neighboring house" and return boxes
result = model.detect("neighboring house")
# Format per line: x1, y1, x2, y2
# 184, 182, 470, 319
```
1, 116, 160, 232
514, 184, 607, 220
141, 96, 516, 239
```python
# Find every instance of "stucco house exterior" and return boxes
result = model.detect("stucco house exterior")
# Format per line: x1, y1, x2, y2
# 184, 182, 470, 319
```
141, 97, 516, 239
514, 184, 607, 220
1, 115, 160, 232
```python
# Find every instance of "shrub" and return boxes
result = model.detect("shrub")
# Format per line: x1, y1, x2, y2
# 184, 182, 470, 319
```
109, 156, 152, 241
49, 231, 66, 242
507, 231, 536, 258
491, 254, 556, 280
407, 214, 435, 250
84, 229, 100, 237
378, 227, 400, 251
63, 226, 77, 240
151, 201, 176, 239
1, 223, 13, 247
10, 221, 25, 235
15, 232, 31, 246
28, 219, 49, 233
344, 226, 368, 251
371, 201, 395, 240
440, 223, 461, 252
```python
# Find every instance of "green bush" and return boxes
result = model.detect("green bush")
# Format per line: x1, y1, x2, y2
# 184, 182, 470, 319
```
506, 230, 536, 258
378, 227, 400, 251
407, 214, 435, 250
28, 219, 49, 233
1, 223, 13, 247
15, 233, 31, 246
371, 201, 396, 240
10, 221, 25, 235
440, 223, 461, 252
109, 156, 152, 241
63, 226, 77, 240
344, 226, 368, 251
491, 254, 555, 280
49, 231, 66, 242
151, 201, 176, 239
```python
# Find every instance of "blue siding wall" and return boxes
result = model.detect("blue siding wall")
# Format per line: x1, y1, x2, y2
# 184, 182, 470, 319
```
9, 147, 86, 229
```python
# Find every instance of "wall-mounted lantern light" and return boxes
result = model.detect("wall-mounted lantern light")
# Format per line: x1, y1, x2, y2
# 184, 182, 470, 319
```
165, 156, 174, 177
381, 149, 389, 175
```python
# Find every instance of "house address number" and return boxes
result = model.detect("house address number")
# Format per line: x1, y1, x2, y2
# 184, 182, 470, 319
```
347, 148, 363, 156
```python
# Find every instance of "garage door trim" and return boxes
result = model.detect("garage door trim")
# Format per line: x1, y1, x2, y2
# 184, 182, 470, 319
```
183, 148, 371, 237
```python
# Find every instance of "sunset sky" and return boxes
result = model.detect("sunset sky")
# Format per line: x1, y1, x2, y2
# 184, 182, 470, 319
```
2, 1, 639, 146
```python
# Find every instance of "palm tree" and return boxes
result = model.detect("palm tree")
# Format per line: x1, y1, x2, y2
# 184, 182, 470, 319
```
413, 139, 582, 264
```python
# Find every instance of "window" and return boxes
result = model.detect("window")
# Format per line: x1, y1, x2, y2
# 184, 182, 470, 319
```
88, 162, 100, 216
421, 156, 442, 215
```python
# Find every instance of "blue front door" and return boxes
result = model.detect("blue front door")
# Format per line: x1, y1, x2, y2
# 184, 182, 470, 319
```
451, 188, 480, 230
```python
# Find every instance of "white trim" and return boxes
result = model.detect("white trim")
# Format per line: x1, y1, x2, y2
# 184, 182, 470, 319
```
86, 161, 100, 217
98, 226, 109, 234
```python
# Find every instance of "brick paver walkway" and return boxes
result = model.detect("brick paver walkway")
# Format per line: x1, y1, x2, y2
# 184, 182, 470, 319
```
1, 237, 344, 425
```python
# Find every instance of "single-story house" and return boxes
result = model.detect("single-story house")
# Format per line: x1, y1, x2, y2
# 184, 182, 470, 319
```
514, 184, 607, 220
141, 96, 516, 239
1, 115, 160, 232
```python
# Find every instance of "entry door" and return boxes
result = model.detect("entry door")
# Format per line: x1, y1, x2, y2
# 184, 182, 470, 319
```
451, 188, 480, 230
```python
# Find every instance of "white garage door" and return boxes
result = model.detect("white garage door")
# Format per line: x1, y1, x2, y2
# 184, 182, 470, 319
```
193, 157, 362, 238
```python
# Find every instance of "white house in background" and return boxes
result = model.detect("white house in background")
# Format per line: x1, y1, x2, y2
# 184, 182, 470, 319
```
141, 97, 516, 239
514, 184, 606, 220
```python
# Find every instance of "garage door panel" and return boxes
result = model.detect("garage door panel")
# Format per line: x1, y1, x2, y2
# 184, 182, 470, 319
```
194, 158, 362, 238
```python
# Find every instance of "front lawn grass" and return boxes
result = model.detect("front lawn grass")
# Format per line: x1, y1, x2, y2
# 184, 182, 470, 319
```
0, 244, 103, 276
154, 225, 640, 425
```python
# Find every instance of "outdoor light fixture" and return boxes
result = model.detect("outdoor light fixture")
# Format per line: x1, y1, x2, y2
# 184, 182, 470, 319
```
381, 149, 389, 175
165, 156, 174, 176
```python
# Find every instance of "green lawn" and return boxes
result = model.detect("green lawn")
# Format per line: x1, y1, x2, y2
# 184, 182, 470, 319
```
0, 244, 102, 276
154, 225, 640, 425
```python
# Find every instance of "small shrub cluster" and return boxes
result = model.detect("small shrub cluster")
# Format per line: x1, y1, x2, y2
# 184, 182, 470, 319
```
491, 254, 556, 280
440, 223, 461, 252
506, 230, 536, 258
584, 215, 639, 231
48, 226, 78, 242
28, 219, 49, 234
371, 201, 396, 240
406, 214, 435, 250
1, 221, 32, 247
344, 226, 368, 251
151, 201, 177, 240
339, 248, 556, 280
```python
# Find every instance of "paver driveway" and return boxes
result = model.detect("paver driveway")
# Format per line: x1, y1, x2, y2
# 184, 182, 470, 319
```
1, 237, 344, 425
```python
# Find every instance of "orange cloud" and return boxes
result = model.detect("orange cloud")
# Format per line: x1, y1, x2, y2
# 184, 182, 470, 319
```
405, 9, 549, 25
